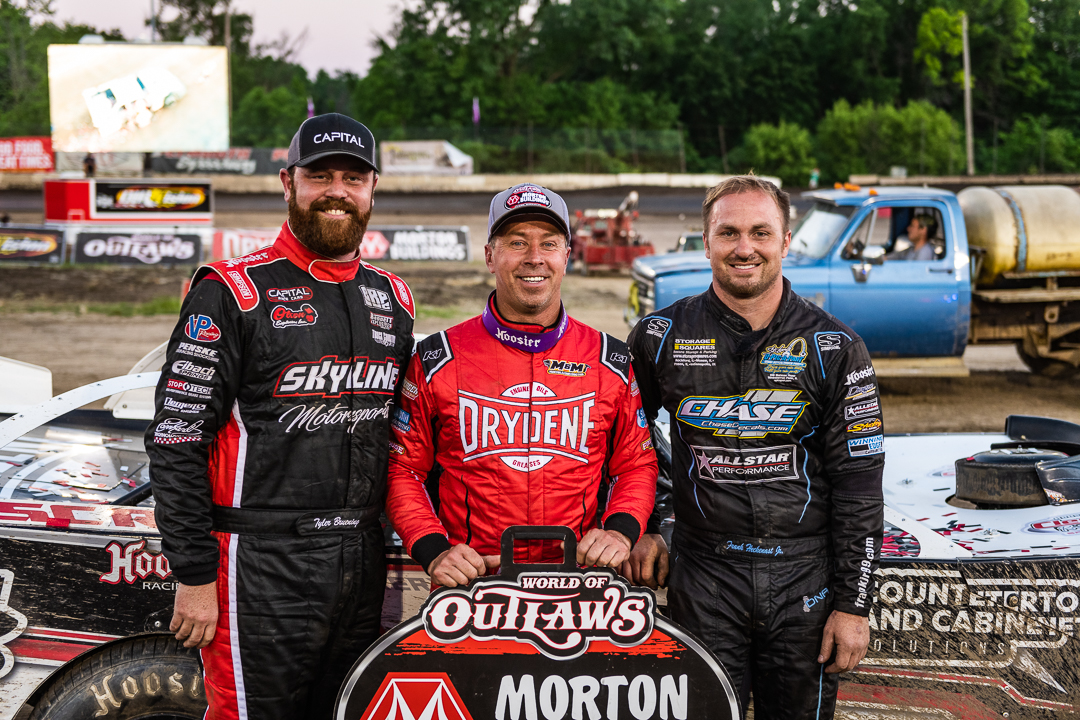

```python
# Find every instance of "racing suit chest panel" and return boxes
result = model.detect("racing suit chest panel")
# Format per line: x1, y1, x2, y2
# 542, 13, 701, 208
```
211, 260, 408, 512
428, 318, 616, 555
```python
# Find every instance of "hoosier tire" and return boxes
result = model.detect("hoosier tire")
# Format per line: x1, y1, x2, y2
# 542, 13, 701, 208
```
954, 452, 1058, 507
26, 634, 206, 720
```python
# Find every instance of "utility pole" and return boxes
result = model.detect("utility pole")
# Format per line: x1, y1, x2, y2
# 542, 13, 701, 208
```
718, 125, 730, 174
224, 0, 231, 51
962, 12, 975, 176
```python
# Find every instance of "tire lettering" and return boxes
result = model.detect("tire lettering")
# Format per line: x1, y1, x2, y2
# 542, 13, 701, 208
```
90, 674, 121, 716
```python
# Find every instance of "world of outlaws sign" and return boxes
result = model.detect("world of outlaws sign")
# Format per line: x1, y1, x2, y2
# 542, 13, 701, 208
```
335, 527, 739, 720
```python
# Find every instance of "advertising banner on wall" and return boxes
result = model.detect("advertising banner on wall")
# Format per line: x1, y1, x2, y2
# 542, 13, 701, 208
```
212, 226, 470, 262
48, 44, 229, 153
0, 137, 54, 172
151, 148, 290, 176
73, 231, 202, 265
94, 180, 212, 220
380, 140, 474, 175
0, 227, 64, 263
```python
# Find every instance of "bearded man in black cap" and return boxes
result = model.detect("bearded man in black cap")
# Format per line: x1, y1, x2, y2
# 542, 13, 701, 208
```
146, 113, 415, 719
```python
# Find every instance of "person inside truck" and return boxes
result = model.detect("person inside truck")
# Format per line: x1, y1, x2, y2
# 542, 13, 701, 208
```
887, 213, 937, 261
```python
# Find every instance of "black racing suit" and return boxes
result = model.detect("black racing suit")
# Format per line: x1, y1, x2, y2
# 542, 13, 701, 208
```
146, 223, 414, 720
628, 279, 883, 720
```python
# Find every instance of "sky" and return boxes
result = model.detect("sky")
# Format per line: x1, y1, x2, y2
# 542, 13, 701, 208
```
49, 0, 401, 77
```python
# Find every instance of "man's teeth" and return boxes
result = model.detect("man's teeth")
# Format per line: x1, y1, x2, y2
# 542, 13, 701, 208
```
733, 264, 757, 269
325, 209, 347, 215
521, 276, 545, 282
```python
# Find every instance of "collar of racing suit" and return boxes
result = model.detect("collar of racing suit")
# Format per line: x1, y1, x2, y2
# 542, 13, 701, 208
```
483, 291, 569, 352
276, 221, 361, 283
705, 276, 794, 356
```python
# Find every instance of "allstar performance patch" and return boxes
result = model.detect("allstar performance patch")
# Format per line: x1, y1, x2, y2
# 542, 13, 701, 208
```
690, 444, 799, 484
760, 337, 808, 383
672, 338, 716, 367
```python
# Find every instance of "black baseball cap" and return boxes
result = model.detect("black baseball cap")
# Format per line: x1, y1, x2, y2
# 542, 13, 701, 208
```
287, 113, 378, 172
488, 183, 571, 242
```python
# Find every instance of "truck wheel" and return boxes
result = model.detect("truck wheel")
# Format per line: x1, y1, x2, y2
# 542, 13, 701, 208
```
1017, 350, 1079, 379
27, 634, 206, 720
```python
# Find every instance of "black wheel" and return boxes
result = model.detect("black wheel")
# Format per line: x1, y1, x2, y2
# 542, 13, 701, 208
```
27, 634, 206, 719
954, 448, 1065, 507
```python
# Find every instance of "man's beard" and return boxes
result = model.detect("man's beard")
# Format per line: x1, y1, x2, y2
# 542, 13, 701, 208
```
288, 195, 371, 258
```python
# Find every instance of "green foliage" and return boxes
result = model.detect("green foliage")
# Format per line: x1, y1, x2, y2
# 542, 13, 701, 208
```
915, 8, 965, 86
816, 100, 963, 181
997, 116, 1080, 174
738, 122, 816, 187
231, 85, 307, 147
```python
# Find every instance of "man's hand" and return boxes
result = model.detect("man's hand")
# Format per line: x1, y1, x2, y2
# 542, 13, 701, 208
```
818, 610, 870, 673
577, 528, 632, 568
428, 544, 499, 588
619, 533, 669, 589
171, 581, 218, 649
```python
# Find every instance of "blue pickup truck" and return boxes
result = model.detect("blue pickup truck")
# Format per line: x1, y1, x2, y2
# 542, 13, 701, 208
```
626, 185, 1080, 376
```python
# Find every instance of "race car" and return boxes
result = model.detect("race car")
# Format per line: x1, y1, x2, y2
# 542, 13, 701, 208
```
82, 67, 187, 138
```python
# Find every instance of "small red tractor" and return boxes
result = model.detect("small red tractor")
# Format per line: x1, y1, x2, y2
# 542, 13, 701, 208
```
571, 191, 654, 275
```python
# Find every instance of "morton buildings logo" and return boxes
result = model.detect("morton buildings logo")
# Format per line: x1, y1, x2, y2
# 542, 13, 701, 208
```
359, 674, 473, 720
422, 571, 654, 659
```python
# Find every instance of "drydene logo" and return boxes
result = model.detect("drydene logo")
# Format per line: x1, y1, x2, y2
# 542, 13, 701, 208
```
100, 540, 172, 586
505, 184, 551, 209
759, 337, 807, 382
359, 674, 473, 720
184, 314, 220, 342
267, 286, 313, 303
271, 304, 318, 328
422, 571, 654, 659
458, 382, 595, 472
676, 389, 808, 438
543, 359, 589, 377
690, 444, 798, 483
275, 356, 400, 397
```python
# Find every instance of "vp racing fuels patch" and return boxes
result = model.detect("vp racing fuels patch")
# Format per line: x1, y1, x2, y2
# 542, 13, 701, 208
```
184, 314, 220, 342
691, 444, 798, 483
759, 337, 808, 382
677, 389, 809, 438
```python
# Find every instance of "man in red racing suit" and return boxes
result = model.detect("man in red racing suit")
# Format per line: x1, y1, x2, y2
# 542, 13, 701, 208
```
386, 183, 657, 585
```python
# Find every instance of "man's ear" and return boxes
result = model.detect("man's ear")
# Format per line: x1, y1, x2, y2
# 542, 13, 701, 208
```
279, 168, 292, 202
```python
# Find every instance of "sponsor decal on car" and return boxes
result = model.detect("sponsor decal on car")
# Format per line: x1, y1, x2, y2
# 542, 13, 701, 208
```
100, 540, 172, 586
504, 184, 551, 209
372, 329, 396, 347
846, 418, 883, 435
360, 285, 393, 311
166, 378, 212, 399
271, 303, 319, 329
672, 338, 717, 367
847, 434, 884, 457
691, 444, 799, 483
177, 341, 219, 363
760, 337, 808, 382
676, 389, 809, 438
267, 286, 313, 303
845, 383, 876, 401
275, 356, 401, 398
153, 418, 203, 444
370, 312, 394, 331
1025, 514, 1080, 535
845, 365, 875, 385
844, 399, 880, 420
543, 359, 590, 377
184, 314, 220, 343
645, 317, 671, 339
164, 397, 206, 415
171, 360, 215, 382
402, 378, 419, 400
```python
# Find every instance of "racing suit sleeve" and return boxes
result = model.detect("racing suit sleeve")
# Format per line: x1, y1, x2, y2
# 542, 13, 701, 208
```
599, 363, 658, 544
145, 277, 246, 586
385, 352, 450, 571
819, 340, 884, 617
627, 318, 669, 535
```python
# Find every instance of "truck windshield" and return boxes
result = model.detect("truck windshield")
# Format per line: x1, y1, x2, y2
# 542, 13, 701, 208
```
790, 203, 854, 258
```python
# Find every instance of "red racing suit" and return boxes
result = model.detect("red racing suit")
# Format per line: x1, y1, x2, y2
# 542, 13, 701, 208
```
386, 296, 657, 571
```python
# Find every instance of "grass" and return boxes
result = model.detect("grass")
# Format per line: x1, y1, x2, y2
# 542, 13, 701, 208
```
0, 296, 182, 316
416, 303, 466, 320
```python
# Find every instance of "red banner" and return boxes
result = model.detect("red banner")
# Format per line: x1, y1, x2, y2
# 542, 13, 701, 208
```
0, 137, 54, 172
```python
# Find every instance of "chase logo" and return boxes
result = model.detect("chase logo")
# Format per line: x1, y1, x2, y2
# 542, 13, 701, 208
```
543, 359, 589, 377
184, 315, 220, 342
676, 389, 808, 438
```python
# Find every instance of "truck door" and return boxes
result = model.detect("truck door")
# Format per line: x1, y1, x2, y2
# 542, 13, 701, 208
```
828, 201, 962, 356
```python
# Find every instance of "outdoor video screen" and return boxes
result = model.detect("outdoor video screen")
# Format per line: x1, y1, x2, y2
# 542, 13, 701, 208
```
48, 44, 229, 153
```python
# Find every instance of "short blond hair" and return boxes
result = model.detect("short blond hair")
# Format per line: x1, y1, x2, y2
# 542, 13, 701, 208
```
702, 174, 790, 237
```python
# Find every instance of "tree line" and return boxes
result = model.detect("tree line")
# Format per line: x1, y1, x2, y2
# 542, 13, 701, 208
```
2, 0, 1080, 183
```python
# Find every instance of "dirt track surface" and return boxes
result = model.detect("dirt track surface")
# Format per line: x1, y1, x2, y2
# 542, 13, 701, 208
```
2, 264, 1080, 432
